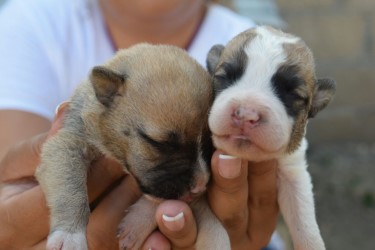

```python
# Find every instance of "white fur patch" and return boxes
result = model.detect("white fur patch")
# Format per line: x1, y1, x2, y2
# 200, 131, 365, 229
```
208, 26, 326, 249
209, 27, 298, 161
47, 230, 87, 250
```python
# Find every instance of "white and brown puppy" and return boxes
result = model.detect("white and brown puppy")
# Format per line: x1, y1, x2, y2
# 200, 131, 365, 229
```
207, 26, 336, 250
35, 44, 229, 250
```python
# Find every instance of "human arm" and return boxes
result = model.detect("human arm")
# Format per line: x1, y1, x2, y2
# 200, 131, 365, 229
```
0, 110, 51, 160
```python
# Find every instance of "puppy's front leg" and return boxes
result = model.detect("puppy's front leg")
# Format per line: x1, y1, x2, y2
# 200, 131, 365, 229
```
36, 131, 94, 250
118, 195, 159, 250
278, 141, 325, 250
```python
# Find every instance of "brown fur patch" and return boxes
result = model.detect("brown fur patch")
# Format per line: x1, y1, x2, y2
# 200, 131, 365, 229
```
216, 29, 257, 69
282, 41, 316, 152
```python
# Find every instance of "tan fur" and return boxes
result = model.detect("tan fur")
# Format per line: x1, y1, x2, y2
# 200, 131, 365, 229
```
211, 29, 257, 75
283, 41, 316, 152
219, 28, 257, 60
36, 44, 230, 250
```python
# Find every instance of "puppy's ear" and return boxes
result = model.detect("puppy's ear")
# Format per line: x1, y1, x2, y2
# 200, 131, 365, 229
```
90, 66, 127, 107
206, 44, 224, 75
308, 78, 336, 118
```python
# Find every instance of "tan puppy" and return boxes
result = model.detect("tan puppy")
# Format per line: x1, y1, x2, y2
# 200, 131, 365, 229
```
207, 26, 336, 250
36, 44, 230, 250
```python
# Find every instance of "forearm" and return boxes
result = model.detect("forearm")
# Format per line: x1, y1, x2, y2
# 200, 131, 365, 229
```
0, 110, 50, 160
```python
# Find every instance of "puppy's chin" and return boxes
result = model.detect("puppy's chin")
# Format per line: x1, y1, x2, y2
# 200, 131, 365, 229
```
212, 134, 286, 162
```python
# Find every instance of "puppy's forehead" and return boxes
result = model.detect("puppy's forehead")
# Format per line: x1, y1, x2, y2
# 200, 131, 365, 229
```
219, 26, 300, 62
217, 26, 316, 92
112, 44, 212, 138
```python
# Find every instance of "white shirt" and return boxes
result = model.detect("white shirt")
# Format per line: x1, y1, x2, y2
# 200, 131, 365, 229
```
0, 0, 255, 120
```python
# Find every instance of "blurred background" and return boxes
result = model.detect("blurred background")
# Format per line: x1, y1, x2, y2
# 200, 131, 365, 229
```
1, 0, 373, 249
235, 0, 375, 249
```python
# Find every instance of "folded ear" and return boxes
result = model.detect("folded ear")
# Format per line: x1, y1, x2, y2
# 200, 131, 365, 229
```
308, 78, 336, 118
206, 44, 225, 75
90, 66, 127, 107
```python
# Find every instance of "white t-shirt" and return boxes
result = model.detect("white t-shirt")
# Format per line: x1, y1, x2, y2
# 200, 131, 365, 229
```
0, 0, 255, 120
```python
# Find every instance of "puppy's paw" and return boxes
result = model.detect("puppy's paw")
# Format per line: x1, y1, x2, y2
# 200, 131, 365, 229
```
117, 197, 158, 250
46, 230, 87, 250
117, 216, 146, 250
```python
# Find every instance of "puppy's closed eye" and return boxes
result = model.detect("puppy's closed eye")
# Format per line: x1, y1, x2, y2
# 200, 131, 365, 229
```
213, 49, 248, 93
138, 129, 180, 152
272, 65, 310, 117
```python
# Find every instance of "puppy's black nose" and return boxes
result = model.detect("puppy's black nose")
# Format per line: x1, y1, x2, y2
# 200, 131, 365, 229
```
138, 160, 196, 200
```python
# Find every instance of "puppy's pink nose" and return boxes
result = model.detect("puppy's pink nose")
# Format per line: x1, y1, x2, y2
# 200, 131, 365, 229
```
232, 107, 260, 128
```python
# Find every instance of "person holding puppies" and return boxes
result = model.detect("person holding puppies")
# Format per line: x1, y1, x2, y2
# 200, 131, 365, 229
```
0, 0, 280, 249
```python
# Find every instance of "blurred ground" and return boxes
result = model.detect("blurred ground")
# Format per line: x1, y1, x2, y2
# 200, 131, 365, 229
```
278, 141, 375, 250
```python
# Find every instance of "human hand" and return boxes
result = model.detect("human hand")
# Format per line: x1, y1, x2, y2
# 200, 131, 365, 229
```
208, 151, 279, 249
0, 103, 142, 249
143, 150, 279, 250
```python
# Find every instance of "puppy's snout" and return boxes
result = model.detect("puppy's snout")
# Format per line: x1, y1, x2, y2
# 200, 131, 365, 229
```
232, 106, 262, 128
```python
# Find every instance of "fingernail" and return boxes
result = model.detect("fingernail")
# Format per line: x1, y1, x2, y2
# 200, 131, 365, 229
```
54, 101, 68, 115
218, 154, 242, 179
162, 212, 185, 231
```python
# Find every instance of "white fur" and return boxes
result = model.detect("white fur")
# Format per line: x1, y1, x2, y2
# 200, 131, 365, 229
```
47, 230, 87, 250
278, 139, 325, 250
209, 26, 325, 250
209, 27, 297, 161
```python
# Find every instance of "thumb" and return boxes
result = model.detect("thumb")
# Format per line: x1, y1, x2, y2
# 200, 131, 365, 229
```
154, 200, 197, 250
47, 101, 69, 138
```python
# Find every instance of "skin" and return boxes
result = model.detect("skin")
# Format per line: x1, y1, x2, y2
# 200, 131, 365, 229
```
0, 1, 279, 249
99, 0, 207, 50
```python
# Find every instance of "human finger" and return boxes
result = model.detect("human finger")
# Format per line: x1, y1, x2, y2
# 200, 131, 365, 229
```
86, 157, 125, 206
154, 200, 197, 250
141, 230, 171, 250
87, 175, 141, 250
31, 240, 48, 250
246, 159, 279, 249
47, 101, 69, 138
0, 185, 50, 247
207, 150, 249, 242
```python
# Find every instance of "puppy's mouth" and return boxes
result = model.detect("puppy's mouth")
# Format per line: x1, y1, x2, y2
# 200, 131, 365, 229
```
212, 133, 270, 154
214, 133, 252, 145
144, 194, 164, 204
230, 134, 251, 141
179, 192, 203, 203
142, 181, 207, 203
212, 133, 286, 158
144, 191, 203, 203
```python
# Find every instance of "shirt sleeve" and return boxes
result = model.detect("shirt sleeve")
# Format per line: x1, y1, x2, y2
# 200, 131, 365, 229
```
0, 0, 63, 120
